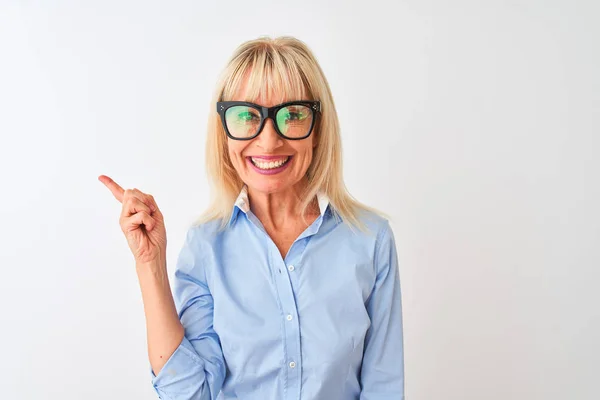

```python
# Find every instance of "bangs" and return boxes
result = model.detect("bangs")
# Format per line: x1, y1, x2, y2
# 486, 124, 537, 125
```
222, 45, 312, 105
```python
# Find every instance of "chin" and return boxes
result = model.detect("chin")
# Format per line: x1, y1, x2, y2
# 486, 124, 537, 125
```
246, 179, 288, 194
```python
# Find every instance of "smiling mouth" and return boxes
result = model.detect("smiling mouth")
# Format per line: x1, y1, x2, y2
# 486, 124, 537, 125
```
248, 156, 291, 170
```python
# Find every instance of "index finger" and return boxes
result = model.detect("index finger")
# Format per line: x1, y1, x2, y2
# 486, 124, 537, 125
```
98, 175, 125, 203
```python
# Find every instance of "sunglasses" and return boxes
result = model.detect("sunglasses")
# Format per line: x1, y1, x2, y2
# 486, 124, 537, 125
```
216, 100, 321, 140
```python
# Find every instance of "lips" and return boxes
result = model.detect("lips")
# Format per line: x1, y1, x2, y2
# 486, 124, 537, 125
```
245, 155, 293, 174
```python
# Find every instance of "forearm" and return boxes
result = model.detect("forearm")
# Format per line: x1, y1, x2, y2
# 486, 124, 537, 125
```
136, 260, 185, 376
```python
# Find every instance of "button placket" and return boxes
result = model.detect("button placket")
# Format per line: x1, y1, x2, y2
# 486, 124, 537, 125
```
271, 250, 302, 398
246, 209, 309, 398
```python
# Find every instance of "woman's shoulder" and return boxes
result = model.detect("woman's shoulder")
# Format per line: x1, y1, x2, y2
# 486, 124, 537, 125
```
336, 203, 392, 236
182, 218, 229, 249
327, 204, 394, 254
357, 206, 390, 227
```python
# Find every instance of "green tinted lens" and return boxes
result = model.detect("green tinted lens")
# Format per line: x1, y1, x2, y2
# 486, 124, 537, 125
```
225, 106, 261, 138
275, 105, 313, 138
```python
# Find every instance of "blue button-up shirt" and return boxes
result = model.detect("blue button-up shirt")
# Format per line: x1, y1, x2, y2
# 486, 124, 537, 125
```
150, 185, 404, 399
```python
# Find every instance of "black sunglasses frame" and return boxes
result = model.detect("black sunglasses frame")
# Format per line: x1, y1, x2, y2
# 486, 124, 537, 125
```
216, 100, 321, 141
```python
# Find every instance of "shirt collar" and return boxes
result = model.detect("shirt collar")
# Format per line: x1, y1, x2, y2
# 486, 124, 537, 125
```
228, 184, 330, 227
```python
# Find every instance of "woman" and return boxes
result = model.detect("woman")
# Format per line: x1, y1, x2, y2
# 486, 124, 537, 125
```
99, 36, 404, 400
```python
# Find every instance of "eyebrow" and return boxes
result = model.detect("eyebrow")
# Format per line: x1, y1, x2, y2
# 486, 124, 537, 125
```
229, 100, 305, 107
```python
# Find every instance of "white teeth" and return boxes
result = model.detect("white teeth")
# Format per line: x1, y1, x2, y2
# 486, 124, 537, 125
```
251, 156, 289, 170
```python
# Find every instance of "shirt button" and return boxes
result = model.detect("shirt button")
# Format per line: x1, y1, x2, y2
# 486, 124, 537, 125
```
288, 265, 295, 271
286, 314, 293, 321
289, 361, 296, 368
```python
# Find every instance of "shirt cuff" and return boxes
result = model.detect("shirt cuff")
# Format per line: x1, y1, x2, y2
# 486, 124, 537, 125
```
149, 335, 206, 397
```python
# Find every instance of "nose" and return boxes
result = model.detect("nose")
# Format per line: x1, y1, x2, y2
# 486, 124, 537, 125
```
254, 118, 283, 151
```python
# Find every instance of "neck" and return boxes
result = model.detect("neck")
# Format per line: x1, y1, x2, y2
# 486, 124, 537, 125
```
247, 179, 319, 231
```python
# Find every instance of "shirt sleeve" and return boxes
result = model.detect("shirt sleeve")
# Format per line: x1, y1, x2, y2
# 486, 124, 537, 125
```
150, 226, 226, 400
359, 221, 405, 400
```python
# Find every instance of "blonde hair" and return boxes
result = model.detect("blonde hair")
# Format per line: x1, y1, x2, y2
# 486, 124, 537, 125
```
195, 36, 386, 231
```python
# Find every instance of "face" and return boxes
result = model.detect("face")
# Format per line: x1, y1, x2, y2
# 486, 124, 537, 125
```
226, 84, 317, 195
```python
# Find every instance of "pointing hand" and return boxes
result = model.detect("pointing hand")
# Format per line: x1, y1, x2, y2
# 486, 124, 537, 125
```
98, 175, 167, 265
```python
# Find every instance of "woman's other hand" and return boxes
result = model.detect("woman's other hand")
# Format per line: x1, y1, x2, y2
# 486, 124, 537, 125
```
98, 175, 167, 265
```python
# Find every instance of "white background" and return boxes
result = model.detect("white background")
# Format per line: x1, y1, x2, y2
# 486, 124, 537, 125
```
1, 1, 598, 399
